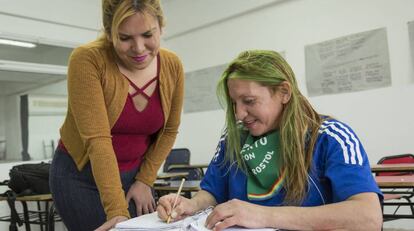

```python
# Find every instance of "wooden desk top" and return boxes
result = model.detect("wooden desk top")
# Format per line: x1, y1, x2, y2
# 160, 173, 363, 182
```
153, 180, 201, 192
0, 193, 52, 201
167, 164, 209, 171
157, 172, 189, 179
375, 175, 414, 187
371, 163, 414, 173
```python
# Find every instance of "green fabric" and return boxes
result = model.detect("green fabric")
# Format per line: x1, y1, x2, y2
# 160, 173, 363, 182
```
241, 130, 284, 200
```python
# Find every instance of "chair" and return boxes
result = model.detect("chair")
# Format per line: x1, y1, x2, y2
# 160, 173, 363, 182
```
159, 148, 204, 198
377, 154, 414, 176
163, 148, 191, 173
376, 154, 414, 221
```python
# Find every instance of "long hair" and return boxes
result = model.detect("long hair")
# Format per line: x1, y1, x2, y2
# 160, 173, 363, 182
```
216, 50, 323, 204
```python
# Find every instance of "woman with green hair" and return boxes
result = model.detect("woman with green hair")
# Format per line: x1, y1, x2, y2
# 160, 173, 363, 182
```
157, 50, 382, 230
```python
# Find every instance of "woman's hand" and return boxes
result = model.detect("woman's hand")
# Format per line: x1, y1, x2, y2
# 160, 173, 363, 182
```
205, 199, 266, 231
94, 215, 128, 231
126, 180, 156, 216
156, 193, 197, 222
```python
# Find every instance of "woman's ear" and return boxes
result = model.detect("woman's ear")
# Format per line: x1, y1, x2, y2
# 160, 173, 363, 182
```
278, 81, 292, 104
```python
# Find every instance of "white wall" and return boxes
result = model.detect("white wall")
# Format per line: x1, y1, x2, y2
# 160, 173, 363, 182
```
0, 96, 5, 138
162, 0, 414, 228
0, 0, 101, 47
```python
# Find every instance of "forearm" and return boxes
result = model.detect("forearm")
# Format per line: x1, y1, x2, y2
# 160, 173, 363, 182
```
265, 193, 382, 231
191, 190, 218, 213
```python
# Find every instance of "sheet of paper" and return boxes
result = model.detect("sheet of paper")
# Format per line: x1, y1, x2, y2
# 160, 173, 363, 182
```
114, 211, 182, 230
113, 208, 279, 231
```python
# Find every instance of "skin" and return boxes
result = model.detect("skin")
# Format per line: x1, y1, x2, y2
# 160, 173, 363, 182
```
95, 11, 162, 231
157, 79, 383, 230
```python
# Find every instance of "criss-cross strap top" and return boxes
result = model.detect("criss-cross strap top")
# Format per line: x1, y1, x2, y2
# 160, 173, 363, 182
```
125, 76, 158, 100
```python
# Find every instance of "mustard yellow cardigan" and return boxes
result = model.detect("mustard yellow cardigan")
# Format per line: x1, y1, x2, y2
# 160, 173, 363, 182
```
59, 39, 184, 220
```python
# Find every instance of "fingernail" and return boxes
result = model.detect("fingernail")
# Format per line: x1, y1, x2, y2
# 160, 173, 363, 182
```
171, 211, 177, 218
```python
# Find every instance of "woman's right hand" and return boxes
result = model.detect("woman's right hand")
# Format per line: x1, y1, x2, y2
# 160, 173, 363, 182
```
156, 193, 197, 222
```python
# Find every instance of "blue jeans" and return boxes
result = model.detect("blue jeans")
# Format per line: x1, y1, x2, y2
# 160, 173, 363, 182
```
49, 148, 138, 231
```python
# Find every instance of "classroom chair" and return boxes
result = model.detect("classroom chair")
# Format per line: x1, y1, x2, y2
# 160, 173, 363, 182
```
377, 153, 414, 221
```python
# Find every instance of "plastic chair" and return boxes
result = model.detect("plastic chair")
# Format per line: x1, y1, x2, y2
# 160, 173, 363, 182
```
163, 148, 191, 173
377, 154, 414, 176
377, 154, 414, 221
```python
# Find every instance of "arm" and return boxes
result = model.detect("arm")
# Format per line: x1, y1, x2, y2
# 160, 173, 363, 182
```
157, 190, 217, 222
205, 192, 382, 231
129, 53, 185, 214
67, 47, 129, 220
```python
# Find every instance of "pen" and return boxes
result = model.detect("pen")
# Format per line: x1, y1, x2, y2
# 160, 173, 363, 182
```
167, 178, 186, 224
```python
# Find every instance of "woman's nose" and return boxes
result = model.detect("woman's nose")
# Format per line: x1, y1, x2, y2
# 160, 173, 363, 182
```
235, 105, 247, 121
132, 38, 145, 53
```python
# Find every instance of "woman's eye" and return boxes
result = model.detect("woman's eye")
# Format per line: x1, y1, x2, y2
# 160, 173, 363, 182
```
244, 99, 255, 105
143, 33, 153, 38
119, 36, 130, 41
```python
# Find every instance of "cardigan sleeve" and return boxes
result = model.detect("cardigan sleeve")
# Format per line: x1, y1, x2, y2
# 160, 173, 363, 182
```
136, 51, 185, 185
66, 47, 130, 220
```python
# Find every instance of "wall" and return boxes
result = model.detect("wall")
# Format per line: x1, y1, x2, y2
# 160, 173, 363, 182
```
162, 0, 414, 228
0, 0, 100, 47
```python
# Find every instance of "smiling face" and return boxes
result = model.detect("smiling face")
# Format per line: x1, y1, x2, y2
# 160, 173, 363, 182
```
112, 12, 161, 72
227, 79, 290, 137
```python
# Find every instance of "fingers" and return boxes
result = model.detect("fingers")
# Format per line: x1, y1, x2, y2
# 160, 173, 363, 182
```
211, 216, 237, 231
94, 216, 127, 231
205, 206, 232, 230
156, 194, 186, 222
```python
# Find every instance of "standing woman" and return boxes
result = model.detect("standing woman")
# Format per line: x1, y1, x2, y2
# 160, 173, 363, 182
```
49, 0, 184, 230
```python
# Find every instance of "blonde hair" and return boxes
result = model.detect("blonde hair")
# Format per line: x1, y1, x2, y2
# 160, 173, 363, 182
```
101, 0, 165, 43
217, 50, 324, 204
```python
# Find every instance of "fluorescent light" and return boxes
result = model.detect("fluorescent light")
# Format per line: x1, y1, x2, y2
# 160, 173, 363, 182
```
0, 38, 37, 48
0, 59, 67, 75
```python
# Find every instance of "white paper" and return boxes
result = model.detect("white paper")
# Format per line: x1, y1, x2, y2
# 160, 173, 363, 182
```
113, 207, 278, 231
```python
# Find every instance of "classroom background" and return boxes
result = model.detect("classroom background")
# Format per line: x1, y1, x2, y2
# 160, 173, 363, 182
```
0, 0, 413, 230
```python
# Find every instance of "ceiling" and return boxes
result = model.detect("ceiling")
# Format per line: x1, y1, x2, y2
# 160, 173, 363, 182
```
0, 42, 73, 96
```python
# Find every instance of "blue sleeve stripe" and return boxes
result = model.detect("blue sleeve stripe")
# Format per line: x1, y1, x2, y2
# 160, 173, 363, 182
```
319, 121, 363, 166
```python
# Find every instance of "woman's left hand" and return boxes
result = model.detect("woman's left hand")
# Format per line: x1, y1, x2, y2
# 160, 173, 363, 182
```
205, 199, 266, 231
126, 180, 156, 216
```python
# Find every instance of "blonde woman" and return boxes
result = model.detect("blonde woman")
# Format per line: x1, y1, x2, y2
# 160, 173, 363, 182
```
49, 0, 184, 230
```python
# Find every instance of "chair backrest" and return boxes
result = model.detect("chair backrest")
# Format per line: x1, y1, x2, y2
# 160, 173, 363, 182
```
163, 148, 191, 172
377, 153, 414, 176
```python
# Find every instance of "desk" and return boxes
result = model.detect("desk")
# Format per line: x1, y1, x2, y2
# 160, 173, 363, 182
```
154, 180, 201, 192
375, 175, 414, 188
154, 180, 201, 198
375, 175, 414, 220
371, 163, 414, 173
167, 164, 209, 171
0, 193, 59, 231
157, 172, 188, 180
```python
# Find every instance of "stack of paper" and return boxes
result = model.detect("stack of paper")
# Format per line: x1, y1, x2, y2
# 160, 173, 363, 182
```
112, 208, 278, 231
114, 212, 183, 230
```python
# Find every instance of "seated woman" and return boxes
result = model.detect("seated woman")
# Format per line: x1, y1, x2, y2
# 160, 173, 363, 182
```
157, 50, 383, 230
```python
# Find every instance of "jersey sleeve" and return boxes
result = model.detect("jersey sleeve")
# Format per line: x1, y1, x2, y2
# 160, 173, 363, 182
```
317, 120, 383, 202
200, 132, 230, 204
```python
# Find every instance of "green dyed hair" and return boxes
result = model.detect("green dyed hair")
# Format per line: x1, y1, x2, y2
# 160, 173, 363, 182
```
216, 50, 323, 204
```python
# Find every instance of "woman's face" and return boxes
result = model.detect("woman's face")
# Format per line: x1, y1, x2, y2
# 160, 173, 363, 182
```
113, 12, 161, 72
227, 79, 290, 137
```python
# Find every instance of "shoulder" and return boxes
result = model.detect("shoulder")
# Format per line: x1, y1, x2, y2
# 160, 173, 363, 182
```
69, 39, 111, 64
159, 48, 183, 69
316, 118, 365, 165
317, 119, 360, 145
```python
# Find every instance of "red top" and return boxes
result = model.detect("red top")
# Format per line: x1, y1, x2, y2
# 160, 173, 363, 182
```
59, 57, 164, 172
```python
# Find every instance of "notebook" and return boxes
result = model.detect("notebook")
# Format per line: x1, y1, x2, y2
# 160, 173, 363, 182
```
112, 207, 278, 231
